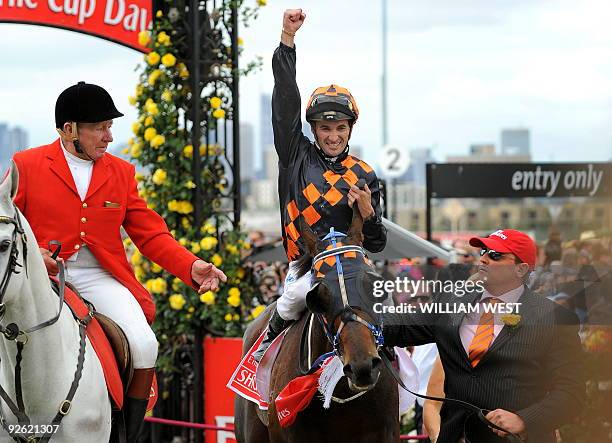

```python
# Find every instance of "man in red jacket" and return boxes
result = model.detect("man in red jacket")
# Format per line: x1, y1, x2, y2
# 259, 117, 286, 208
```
13, 81, 227, 440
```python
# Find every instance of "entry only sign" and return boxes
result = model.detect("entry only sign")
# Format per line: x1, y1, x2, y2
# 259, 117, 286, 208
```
0, 0, 152, 52
428, 163, 612, 199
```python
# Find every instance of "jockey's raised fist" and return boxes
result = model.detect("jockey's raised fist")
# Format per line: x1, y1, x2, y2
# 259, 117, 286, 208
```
283, 9, 306, 34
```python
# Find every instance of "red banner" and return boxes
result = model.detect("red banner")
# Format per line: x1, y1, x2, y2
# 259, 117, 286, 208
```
0, 0, 152, 52
204, 337, 243, 443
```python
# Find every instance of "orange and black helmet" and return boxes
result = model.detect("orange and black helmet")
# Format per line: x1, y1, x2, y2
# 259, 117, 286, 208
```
305, 84, 359, 124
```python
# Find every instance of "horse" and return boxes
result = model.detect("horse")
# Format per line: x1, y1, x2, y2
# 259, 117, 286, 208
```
235, 208, 399, 443
0, 165, 111, 442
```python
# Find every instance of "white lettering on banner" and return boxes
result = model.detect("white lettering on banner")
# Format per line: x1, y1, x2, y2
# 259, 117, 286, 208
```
236, 369, 257, 391
104, 0, 149, 31
47, 0, 96, 24
490, 229, 507, 240
0, 0, 38, 8
510, 164, 603, 197
215, 416, 235, 443
277, 408, 290, 421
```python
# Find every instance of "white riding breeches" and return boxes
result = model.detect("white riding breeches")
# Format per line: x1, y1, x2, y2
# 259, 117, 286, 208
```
65, 249, 158, 368
276, 261, 313, 321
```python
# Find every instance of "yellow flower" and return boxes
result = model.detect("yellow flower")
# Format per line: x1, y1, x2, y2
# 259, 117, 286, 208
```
237, 37, 244, 46
227, 294, 241, 307
148, 69, 162, 85
251, 305, 265, 319
146, 51, 160, 65
211, 254, 223, 267
237, 268, 246, 279
144, 116, 154, 127
179, 238, 188, 246
185, 180, 196, 189
212, 108, 226, 119
128, 95, 137, 106
134, 265, 145, 282
225, 244, 239, 255
172, 277, 183, 291
144, 127, 157, 141
201, 223, 216, 235
200, 236, 218, 251
161, 53, 176, 67
209, 96, 222, 109
145, 100, 159, 115
233, 314, 240, 321
157, 31, 170, 45
138, 31, 151, 46
181, 217, 191, 229
150, 134, 166, 148
228, 287, 241, 298
182, 145, 193, 158
190, 242, 201, 254
501, 314, 521, 328
130, 143, 142, 158
200, 291, 215, 305
169, 294, 186, 310
135, 84, 144, 97
224, 313, 233, 322
180, 201, 194, 214
156, 10, 162, 18
151, 263, 163, 273
135, 172, 144, 182
146, 278, 167, 294
131, 122, 142, 135
121, 147, 129, 155
178, 63, 189, 79
161, 90, 173, 102
157, 155, 166, 162
130, 250, 143, 266
152, 168, 167, 185
257, 0, 267, 5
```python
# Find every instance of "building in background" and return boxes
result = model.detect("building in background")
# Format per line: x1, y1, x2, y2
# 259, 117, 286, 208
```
0, 123, 29, 172
501, 128, 531, 156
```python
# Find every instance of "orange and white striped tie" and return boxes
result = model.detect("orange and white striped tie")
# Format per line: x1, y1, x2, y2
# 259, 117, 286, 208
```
468, 298, 500, 367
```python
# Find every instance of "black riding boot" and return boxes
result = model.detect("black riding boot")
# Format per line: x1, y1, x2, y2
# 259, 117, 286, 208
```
253, 308, 290, 362
124, 397, 148, 441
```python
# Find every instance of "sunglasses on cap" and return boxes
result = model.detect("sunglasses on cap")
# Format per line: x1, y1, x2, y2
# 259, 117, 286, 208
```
479, 249, 507, 261
311, 94, 354, 109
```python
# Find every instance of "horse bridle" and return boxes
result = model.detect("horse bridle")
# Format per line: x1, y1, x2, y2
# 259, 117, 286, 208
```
0, 206, 91, 443
304, 228, 523, 442
309, 228, 384, 365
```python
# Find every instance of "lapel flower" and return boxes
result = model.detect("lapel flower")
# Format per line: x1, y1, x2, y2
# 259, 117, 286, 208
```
501, 314, 521, 328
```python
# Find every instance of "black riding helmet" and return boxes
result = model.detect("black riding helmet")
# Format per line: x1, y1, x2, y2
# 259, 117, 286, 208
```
55, 81, 123, 129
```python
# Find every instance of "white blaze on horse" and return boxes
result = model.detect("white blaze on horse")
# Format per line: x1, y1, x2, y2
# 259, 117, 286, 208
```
0, 165, 111, 442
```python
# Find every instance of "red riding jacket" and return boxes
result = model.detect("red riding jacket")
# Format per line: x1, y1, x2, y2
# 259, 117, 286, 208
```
13, 140, 199, 324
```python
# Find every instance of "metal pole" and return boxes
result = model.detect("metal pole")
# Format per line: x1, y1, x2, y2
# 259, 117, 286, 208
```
189, 2, 204, 442
231, 3, 241, 226
426, 163, 433, 241
382, 0, 388, 146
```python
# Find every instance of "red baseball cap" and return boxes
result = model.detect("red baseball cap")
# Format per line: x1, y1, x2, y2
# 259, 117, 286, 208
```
469, 229, 537, 270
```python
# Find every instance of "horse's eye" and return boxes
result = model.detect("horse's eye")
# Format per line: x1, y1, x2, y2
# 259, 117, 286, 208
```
0, 240, 11, 253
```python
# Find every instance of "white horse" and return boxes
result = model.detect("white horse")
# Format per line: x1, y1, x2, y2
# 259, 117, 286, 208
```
0, 165, 111, 442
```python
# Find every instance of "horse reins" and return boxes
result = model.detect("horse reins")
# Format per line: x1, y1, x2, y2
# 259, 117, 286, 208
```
0, 208, 92, 442
304, 229, 523, 442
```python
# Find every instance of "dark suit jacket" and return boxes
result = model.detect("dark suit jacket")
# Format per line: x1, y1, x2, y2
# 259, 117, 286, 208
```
383, 287, 585, 443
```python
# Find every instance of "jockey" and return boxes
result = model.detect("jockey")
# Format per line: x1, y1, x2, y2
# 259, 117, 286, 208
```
12, 82, 227, 440
253, 9, 387, 361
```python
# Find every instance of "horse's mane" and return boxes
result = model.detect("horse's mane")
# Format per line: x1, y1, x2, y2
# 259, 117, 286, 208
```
295, 253, 313, 279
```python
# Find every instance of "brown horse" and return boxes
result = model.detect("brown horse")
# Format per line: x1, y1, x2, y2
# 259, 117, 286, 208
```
235, 210, 399, 442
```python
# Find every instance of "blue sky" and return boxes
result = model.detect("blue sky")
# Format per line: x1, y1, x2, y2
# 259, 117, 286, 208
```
1, 0, 612, 169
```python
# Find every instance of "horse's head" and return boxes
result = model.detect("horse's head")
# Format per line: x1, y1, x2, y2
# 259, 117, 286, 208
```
300, 208, 386, 392
0, 163, 27, 305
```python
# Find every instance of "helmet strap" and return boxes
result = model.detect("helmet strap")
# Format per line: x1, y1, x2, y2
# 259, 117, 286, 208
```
56, 122, 94, 161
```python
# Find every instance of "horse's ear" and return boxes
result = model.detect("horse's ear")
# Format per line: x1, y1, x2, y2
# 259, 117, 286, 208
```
347, 204, 364, 246
299, 218, 320, 256
0, 161, 19, 204
306, 281, 330, 314
9, 161, 19, 200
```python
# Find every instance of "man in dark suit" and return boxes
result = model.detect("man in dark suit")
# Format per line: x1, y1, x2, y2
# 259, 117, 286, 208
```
383, 229, 585, 442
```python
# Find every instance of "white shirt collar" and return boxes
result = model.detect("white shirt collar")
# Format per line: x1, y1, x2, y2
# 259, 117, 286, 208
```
60, 138, 93, 165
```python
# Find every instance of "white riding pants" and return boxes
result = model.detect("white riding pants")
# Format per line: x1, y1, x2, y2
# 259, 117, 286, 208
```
276, 261, 313, 321
65, 248, 158, 368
